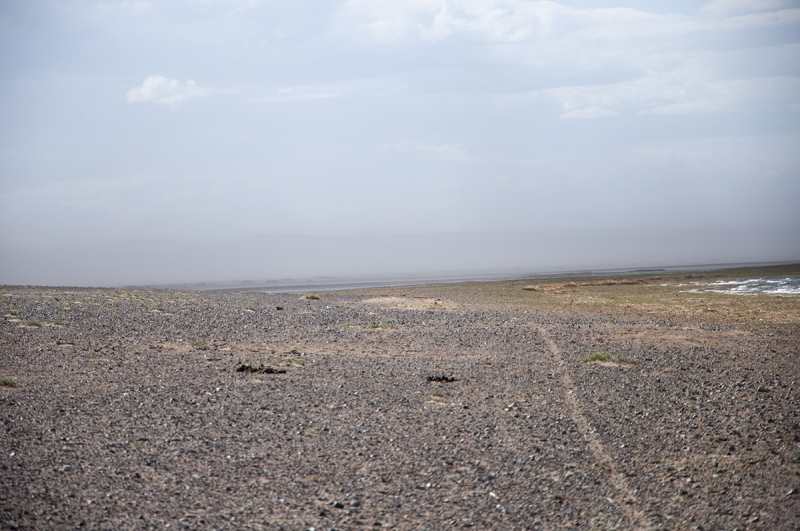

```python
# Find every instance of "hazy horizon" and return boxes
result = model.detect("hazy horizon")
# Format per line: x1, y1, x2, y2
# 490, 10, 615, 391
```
2, 226, 798, 287
1, 1, 799, 285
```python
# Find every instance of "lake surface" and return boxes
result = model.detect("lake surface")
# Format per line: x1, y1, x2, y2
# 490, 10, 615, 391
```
693, 276, 800, 295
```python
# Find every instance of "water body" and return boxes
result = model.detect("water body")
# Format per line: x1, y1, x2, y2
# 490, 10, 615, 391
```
695, 276, 800, 295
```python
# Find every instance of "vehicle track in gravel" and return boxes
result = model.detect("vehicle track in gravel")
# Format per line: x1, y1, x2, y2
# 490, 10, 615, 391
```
540, 327, 651, 531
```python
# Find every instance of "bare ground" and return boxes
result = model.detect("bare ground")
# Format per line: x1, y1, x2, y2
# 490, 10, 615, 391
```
1, 266, 799, 530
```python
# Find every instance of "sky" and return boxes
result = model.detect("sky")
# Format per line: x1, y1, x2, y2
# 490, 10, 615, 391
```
1, 0, 799, 255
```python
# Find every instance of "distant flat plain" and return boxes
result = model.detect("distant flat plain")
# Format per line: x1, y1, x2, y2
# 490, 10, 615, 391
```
1, 264, 798, 530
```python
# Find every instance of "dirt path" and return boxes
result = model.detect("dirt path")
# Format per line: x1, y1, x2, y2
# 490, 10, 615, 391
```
540, 327, 651, 530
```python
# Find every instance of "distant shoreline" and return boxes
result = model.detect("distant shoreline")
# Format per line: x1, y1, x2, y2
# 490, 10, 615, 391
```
157, 260, 800, 293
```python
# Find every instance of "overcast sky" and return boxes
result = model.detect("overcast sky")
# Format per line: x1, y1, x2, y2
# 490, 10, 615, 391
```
1, 0, 799, 251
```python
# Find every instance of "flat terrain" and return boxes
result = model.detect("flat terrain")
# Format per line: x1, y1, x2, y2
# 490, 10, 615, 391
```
1, 265, 799, 530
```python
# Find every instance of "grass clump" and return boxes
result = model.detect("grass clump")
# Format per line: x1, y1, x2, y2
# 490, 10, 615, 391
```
300, 293, 320, 300
0, 378, 19, 387
303, 425, 323, 437
584, 350, 639, 365
429, 391, 447, 403
585, 351, 612, 362
589, 513, 617, 531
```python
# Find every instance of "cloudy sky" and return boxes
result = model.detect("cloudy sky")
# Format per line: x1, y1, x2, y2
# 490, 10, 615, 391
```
1, 0, 799, 252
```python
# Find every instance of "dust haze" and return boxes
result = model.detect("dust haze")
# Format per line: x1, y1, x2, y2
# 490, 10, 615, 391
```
2, 228, 797, 288
1, 1, 799, 287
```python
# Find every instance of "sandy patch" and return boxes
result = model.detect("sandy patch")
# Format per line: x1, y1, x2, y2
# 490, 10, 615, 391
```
523, 279, 650, 293
363, 296, 458, 311
592, 360, 636, 368
17, 320, 61, 329
616, 326, 755, 349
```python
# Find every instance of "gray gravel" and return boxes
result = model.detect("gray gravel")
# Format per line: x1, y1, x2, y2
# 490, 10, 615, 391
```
0, 285, 798, 530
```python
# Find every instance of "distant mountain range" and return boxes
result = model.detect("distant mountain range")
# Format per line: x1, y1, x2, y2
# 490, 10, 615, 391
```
1, 227, 798, 288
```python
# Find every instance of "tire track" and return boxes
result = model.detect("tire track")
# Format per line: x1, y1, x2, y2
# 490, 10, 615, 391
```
539, 327, 652, 531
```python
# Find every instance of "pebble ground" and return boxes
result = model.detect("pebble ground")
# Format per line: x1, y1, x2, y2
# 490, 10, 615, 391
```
1, 273, 798, 530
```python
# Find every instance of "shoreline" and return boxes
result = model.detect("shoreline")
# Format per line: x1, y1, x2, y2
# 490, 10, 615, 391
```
152, 260, 800, 294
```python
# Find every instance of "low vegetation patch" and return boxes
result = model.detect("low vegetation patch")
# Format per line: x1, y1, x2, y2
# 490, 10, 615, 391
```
589, 513, 617, 531
0, 378, 18, 388
303, 425, 323, 437
525, 278, 650, 292
585, 351, 611, 362
429, 391, 447, 403
300, 293, 320, 300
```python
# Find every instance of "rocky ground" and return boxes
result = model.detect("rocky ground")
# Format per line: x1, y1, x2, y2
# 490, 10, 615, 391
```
1, 267, 799, 530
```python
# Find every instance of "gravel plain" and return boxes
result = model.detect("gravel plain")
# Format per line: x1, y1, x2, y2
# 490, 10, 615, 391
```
1, 267, 799, 530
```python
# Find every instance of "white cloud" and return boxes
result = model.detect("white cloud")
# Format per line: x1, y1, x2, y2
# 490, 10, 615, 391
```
535, 67, 800, 116
340, 0, 696, 44
126, 76, 211, 107
701, 0, 798, 15
338, 0, 800, 125
342, 0, 800, 45
338, 0, 800, 77
561, 106, 618, 119
385, 141, 472, 162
